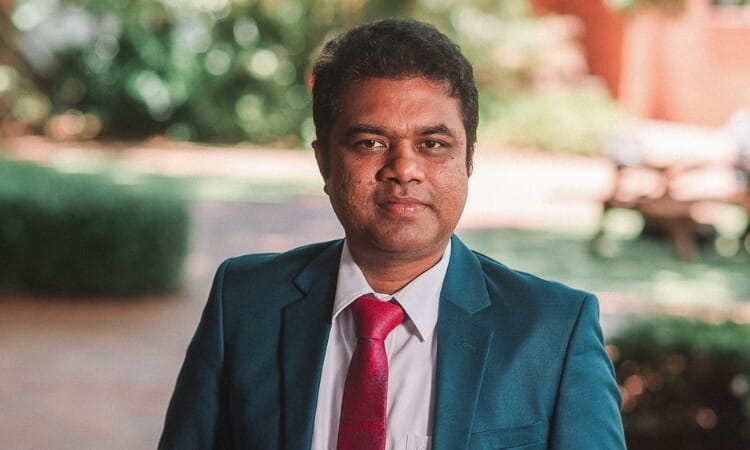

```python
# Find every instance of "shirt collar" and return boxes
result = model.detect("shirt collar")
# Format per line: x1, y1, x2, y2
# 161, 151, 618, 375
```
332, 240, 451, 341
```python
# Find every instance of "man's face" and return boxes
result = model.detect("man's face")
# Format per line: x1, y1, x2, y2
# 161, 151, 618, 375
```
314, 77, 469, 263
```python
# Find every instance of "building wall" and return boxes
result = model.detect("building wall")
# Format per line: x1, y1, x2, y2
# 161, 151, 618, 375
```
533, 0, 750, 126
532, 0, 625, 96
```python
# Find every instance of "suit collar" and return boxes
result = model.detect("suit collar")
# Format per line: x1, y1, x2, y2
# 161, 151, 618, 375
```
432, 235, 495, 450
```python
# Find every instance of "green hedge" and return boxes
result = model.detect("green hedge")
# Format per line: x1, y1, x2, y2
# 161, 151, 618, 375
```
0, 158, 189, 296
609, 316, 750, 450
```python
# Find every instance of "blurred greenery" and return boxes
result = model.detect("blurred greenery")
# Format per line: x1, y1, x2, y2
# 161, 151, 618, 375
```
605, 0, 687, 13
460, 227, 750, 308
610, 0, 750, 11
610, 317, 750, 449
1, 0, 621, 154
711, 0, 750, 5
481, 88, 622, 156
0, 157, 189, 296
604, 0, 750, 13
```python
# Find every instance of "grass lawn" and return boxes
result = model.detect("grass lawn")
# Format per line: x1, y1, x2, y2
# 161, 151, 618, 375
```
460, 227, 750, 312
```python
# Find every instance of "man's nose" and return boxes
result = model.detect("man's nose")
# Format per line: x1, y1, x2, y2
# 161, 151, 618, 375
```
378, 141, 425, 184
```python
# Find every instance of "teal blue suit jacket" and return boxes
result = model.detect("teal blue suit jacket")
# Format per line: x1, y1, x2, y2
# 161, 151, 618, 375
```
160, 236, 625, 449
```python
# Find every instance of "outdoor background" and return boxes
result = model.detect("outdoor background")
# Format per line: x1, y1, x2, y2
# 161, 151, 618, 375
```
1, 0, 750, 448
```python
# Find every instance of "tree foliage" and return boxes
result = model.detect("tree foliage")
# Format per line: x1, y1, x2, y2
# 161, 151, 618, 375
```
4, 0, 620, 154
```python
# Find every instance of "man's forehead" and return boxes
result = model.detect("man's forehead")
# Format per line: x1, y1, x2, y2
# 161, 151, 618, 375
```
339, 75, 453, 97
334, 77, 463, 124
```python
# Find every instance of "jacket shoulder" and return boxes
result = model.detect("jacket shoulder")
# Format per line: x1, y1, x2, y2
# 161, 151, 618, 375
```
471, 250, 594, 309
219, 239, 341, 283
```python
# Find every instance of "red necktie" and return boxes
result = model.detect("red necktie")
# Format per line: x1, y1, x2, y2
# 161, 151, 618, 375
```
336, 295, 404, 450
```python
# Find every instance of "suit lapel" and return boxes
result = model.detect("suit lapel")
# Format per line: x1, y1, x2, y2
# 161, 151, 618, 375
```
281, 241, 342, 450
432, 236, 495, 450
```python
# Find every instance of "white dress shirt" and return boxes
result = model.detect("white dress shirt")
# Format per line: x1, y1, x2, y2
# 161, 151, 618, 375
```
310, 240, 451, 450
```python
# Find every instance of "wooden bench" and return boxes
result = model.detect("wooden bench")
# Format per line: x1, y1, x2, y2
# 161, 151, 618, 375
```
595, 158, 750, 260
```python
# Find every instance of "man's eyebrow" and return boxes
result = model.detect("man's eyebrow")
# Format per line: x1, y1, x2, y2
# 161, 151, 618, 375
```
419, 124, 456, 138
342, 123, 457, 139
344, 124, 387, 138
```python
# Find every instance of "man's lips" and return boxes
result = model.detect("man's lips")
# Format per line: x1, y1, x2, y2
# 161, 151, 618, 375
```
377, 196, 429, 216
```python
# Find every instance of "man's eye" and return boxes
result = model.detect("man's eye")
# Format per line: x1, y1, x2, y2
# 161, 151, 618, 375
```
355, 139, 385, 150
420, 140, 446, 151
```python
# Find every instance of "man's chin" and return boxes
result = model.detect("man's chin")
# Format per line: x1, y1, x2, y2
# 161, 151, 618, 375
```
368, 233, 449, 259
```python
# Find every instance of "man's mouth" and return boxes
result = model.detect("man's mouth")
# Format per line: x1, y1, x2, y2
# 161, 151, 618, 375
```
378, 196, 429, 216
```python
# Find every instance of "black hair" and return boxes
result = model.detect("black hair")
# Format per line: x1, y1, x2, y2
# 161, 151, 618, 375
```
311, 18, 478, 174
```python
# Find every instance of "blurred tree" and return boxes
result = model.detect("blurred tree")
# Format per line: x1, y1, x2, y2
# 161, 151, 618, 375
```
0, 0, 50, 136
4, 0, 620, 153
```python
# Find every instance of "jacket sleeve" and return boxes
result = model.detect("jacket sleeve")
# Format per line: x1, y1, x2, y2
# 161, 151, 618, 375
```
550, 294, 626, 449
159, 259, 232, 450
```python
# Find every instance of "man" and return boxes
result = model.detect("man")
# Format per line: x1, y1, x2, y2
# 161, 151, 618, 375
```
160, 18, 626, 450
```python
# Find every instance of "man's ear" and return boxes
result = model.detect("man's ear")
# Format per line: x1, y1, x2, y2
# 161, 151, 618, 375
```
312, 140, 329, 194
466, 144, 474, 177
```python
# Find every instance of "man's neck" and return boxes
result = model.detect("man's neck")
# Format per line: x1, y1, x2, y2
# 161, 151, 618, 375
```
348, 243, 448, 295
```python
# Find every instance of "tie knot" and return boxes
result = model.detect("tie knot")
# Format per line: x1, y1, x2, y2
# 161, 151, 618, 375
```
350, 295, 404, 340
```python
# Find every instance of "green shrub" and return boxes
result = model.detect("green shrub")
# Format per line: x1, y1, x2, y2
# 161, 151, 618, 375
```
0, 158, 189, 297
480, 88, 623, 156
609, 316, 750, 450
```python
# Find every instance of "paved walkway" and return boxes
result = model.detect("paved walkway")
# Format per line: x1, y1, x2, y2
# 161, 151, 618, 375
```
0, 122, 741, 449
